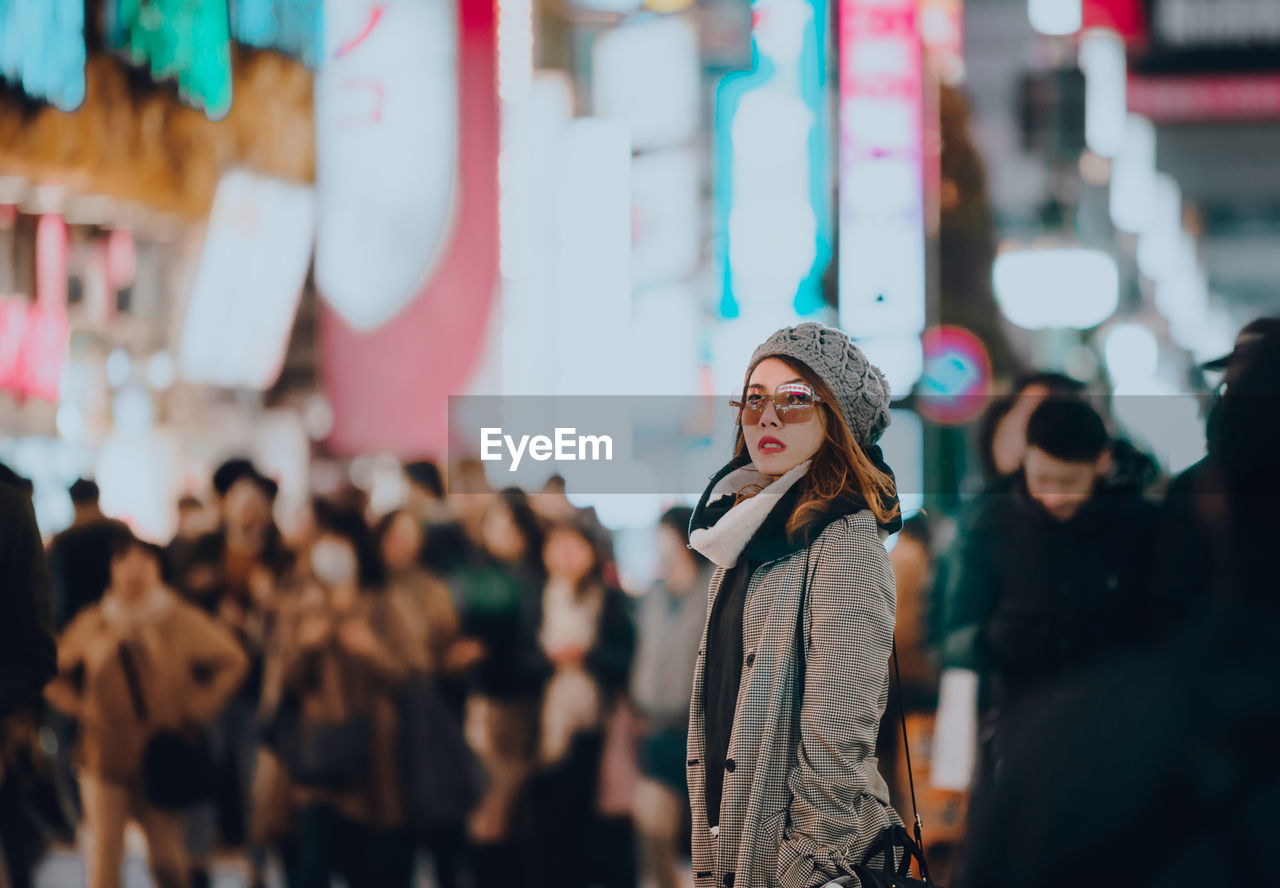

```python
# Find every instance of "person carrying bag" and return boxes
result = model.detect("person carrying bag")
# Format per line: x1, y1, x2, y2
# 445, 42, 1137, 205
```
43, 527, 248, 888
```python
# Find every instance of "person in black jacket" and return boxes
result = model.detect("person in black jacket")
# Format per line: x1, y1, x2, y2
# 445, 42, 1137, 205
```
47, 479, 128, 631
960, 324, 1280, 888
940, 399, 1159, 793
521, 516, 635, 888
0, 475, 57, 888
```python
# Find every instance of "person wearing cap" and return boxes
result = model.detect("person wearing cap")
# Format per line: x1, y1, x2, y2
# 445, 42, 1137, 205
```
685, 322, 905, 888
176, 459, 294, 888
1152, 316, 1280, 630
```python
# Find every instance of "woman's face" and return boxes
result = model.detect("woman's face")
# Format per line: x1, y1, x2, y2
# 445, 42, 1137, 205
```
381, 512, 423, 571
741, 358, 827, 478
543, 527, 596, 583
482, 502, 527, 564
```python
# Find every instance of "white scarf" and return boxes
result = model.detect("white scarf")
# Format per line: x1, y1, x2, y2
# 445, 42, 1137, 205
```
101, 583, 173, 630
688, 459, 812, 569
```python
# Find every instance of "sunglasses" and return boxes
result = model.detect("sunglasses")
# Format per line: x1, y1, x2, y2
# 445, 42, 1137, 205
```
730, 382, 824, 425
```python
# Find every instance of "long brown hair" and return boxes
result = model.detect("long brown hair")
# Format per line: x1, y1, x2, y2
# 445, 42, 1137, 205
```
732, 358, 899, 541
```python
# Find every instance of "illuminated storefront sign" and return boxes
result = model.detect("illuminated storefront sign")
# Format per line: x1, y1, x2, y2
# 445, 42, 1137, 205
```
920, 0, 964, 83
319, 0, 497, 457
179, 169, 315, 390
837, 0, 926, 341
0, 0, 86, 110
231, 0, 323, 67
314, 0, 459, 332
0, 299, 68, 402
715, 0, 832, 318
917, 325, 991, 425
593, 15, 700, 153
106, 0, 234, 119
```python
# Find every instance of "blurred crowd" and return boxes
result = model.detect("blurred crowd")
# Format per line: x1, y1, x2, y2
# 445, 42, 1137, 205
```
1, 315, 1277, 888
1, 457, 713, 888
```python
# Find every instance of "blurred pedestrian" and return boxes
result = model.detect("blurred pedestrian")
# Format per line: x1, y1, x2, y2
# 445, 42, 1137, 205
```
177, 459, 293, 887
404, 460, 474, 577
687, 323, 906, 888
257, 508, 427, 888
939, 397, 1159, 882
460, 488, 549, 888
375, 507, 468, 888
376, 508, 463, 677
0, 476, 57, 888
164, 496, 214, 590
630, 506, 710, 888
1153, 316, 1280, 625
44, 527, 248, 888
448, 457, 495, 550
521, 518, 636, 888
47, 480, 128, 631
985, 372, 1085, 488
960, 322, 1280, 888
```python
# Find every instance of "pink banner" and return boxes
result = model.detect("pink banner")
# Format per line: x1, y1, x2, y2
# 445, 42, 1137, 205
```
1129, 73, 1280, 122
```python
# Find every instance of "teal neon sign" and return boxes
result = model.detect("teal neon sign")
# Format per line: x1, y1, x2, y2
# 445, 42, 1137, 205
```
0, 0, 87, 111
713, 0, 832, 319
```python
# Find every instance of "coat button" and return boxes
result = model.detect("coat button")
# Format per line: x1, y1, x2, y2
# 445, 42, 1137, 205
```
724, 873, 735, 888
710, 825, 719, 838
745, 653, 755, 666
725, 759, 736, 773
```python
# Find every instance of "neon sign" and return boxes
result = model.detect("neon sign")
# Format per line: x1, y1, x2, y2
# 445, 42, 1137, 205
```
714, 0, 832, 318
314, 0, 459, 332
838, 0, 926, 341
0, 0, 86, 110
106, 0, 234, 119
231, 0, 324, 68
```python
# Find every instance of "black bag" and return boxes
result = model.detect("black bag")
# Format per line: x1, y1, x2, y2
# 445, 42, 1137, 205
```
796, 556, 943, 888
398, 674, 487, 832
117, 643, 217, 810
259, 690, 373, 791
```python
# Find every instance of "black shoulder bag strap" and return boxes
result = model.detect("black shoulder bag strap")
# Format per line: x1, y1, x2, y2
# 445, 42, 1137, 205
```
796, 546, 934, 884
117, 641, 150, 723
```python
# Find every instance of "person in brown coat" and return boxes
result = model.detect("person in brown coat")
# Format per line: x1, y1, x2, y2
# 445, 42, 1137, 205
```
44, 527, 249, 888
255, 508, 427, 888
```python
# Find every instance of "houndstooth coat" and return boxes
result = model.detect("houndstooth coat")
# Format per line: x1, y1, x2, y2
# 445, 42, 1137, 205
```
687, 500, 903, 888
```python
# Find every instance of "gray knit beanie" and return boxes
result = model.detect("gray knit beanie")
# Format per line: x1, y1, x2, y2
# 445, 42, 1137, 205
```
747, 322, 892, 447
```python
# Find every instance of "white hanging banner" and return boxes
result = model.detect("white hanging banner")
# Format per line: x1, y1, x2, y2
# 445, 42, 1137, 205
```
838, 0, 927, 340
180, 169, 316, 390
314, 0, 459, 332
931, 667, 980, 791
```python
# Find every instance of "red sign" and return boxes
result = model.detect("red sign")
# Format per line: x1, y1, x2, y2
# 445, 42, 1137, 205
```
917, 325, 991, 426
1128, 72, 1280, 122
0, 300, 69, 402
1082, 0, 1147, 47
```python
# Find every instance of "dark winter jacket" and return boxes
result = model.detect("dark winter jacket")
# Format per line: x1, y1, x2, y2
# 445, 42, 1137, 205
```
939, 474, 1159, 712
47, 517, 128, 631
0, 484, 56, 719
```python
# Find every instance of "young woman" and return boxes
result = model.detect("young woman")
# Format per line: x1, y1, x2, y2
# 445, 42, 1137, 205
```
686, 322, 905, 888
522, 518, 636, 888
